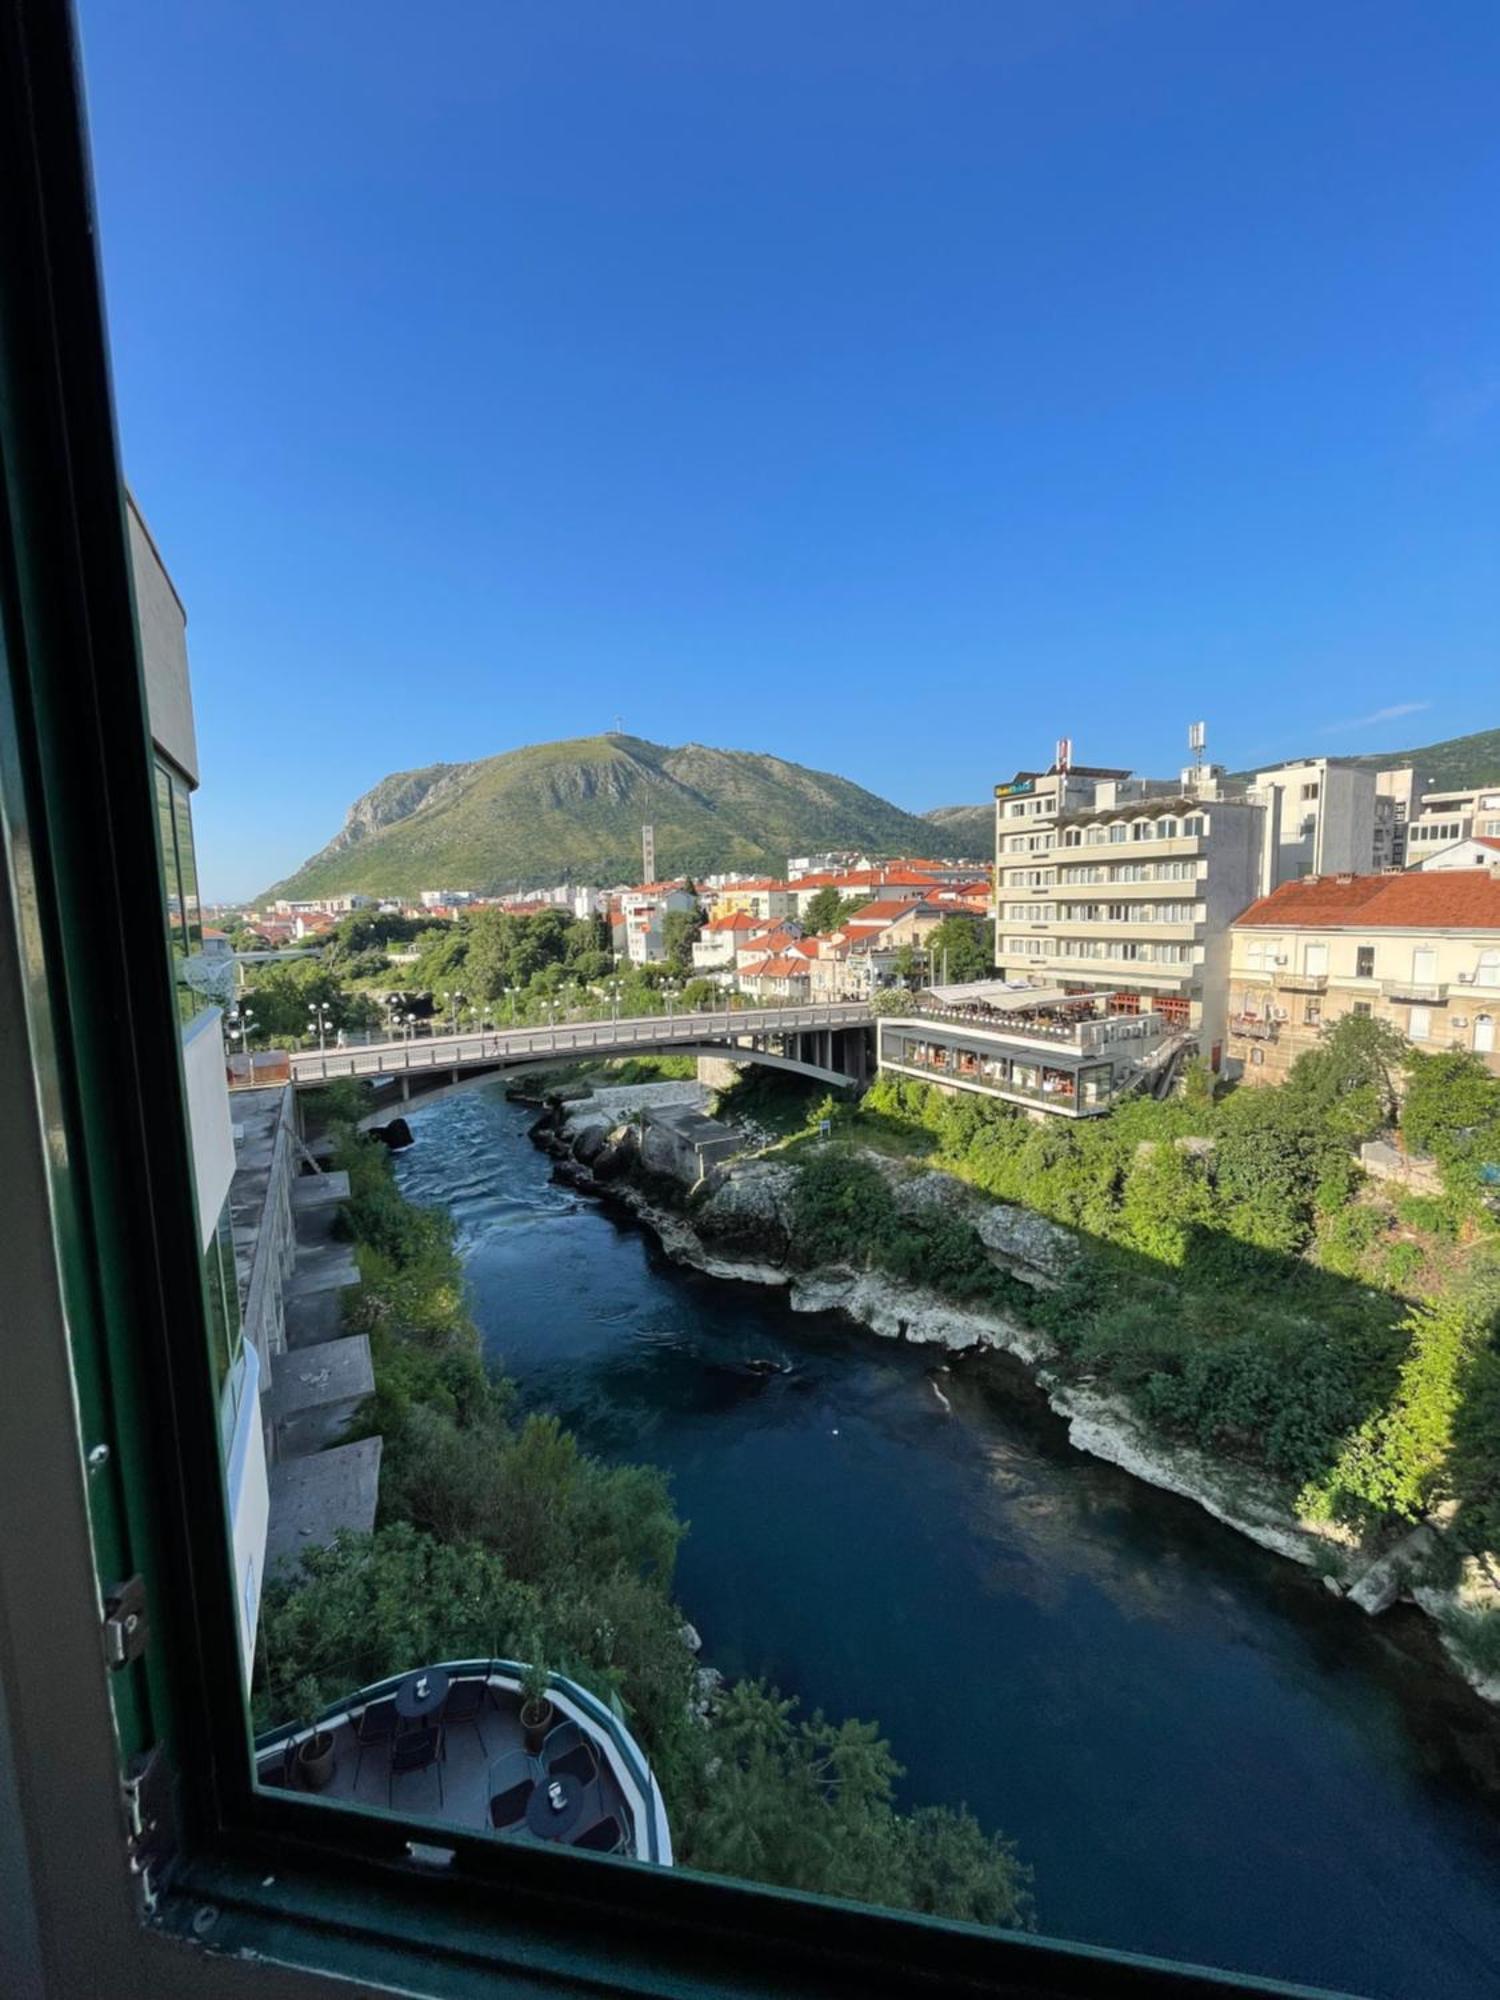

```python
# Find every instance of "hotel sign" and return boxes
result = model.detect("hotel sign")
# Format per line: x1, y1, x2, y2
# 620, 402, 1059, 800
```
994, 779, 1035, 800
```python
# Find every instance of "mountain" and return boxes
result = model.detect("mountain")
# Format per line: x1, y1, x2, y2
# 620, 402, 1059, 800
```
1343, 727, 1500, 792
264, 735, 989, 901
921, 803, 994, 857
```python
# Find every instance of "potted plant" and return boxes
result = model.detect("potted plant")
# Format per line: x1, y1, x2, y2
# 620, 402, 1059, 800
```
293, 1675, 337, 1792
519, 1648, 556, 1753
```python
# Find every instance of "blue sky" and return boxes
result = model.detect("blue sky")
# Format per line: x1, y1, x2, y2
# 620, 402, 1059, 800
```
79, 1, 1500, 898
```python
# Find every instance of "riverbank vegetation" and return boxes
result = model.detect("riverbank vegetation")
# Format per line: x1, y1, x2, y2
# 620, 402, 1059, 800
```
252, 1082, 1034, 1928
756, 1021, 1500, 1568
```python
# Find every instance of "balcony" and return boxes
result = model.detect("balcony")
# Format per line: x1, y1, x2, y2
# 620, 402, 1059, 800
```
1229, 1014, 1278, 1042
255, 1658, 671, 1862
1275, 972, 1327, 994
1381, 979, 1448, 1004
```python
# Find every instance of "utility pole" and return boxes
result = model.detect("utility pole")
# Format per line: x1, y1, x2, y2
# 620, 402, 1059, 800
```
641, 823, 655, 884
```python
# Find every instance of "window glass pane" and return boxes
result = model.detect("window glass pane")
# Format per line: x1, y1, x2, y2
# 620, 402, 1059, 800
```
61, 12, 1500, 1999
156, 761, 185, 956
173, 779, 201, 951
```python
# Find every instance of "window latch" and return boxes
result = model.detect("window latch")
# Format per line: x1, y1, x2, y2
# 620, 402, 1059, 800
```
103, 1573, 150, 1668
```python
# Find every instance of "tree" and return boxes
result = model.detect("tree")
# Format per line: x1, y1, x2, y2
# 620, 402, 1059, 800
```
661, 907, 705, 973
1286, 1013, 1406, 1141
803, 888, 869, 934
254, 1522, 540, 1726
1401, 1049, 1500, 1168
926, 915, 990, 985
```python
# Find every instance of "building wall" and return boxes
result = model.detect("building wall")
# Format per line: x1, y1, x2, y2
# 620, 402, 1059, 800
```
126, 492, 198, 785
182, 1001, 236, 1252
225, 1343, 270, 1668
1226, 924, 1500, 1082
1247, 759, 1378, 892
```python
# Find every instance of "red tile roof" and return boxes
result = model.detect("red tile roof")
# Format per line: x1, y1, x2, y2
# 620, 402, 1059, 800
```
1234, 870, 1500, 930
846, 898, 945, 926
741, 953, 812, 979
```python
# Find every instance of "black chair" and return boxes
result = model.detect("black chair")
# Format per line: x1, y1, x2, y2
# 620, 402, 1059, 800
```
486, 1746, 538, 1831
389, 1724, 444, 1808
441, 1675, 490, 1756
352, 1696, 398, 1788
540, 1718, 598, 1786
574, 1814, 626, 1854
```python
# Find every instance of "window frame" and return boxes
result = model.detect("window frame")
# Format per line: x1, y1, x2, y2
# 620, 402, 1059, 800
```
0, 6, 1341, 1997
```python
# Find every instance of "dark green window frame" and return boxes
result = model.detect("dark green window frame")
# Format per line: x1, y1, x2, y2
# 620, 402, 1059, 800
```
0, 4, 1350, 1997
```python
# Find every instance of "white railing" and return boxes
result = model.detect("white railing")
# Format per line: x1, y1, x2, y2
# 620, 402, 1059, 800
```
282, 1002, 874, 1086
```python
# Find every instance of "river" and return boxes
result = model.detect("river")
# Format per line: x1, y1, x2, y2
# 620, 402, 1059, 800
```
394, 1081, 1500, 2000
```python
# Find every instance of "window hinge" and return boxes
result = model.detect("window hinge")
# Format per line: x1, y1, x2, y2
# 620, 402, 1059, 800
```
103, 1573, 149, 1668
123, 1744, 177, 1917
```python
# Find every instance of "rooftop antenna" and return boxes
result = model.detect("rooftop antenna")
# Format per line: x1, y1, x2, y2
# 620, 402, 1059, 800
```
1188, 720, 1207, 787
1055, 736, 1073, 777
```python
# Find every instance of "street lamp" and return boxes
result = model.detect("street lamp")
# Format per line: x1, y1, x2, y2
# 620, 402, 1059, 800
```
441, 989, 465, 1035
307, 1000, 333, 1051
226, 1006, 255, 1076
504, 984, 519, 1024
662, 978, 681, 1022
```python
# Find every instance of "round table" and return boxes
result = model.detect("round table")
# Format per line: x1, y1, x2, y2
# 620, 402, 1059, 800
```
525, 1771, 584, 1841
393, 1666, 451, 1725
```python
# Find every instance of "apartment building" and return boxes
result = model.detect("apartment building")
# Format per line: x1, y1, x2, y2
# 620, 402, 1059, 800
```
708, 878, 797, 923
1375, 767, 1421, 868
992, 762, 1261, 1050
1243, 757, 1379, 892
1405, 786, 1500, 864
619, 880, 699, 964
1226, 871, 1500, 1083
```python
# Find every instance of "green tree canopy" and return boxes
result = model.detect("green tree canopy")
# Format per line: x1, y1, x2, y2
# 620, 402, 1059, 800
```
661, 906, 706, 973
926, 914, 991, 985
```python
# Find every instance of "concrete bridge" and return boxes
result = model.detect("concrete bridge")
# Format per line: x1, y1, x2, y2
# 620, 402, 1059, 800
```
280, 1001, 876, 1095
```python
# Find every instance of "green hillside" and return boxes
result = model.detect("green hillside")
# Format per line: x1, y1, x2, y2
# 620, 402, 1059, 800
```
265, 735, 988, 901
921, 803, 994, 857
1344, 726, 1500, 791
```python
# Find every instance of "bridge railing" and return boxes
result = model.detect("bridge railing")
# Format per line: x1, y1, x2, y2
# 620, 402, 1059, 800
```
279, 1002, 873, 1087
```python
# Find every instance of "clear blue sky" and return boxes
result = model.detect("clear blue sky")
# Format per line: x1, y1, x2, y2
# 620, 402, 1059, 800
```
79, 1, 1500, 899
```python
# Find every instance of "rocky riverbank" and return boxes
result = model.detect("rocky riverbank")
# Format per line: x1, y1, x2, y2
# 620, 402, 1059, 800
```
529, 1089, 1500, 1706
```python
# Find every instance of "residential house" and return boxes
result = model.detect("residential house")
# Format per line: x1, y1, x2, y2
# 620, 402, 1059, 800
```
1410, 836, 1500, 874
736, 951, 814, 1002
1226, 870, 1500, 1082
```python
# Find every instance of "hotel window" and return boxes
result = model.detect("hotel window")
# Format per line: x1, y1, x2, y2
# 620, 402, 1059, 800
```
1110, 823, 1127, 845
1304, 1001, 1322, 1026
1352, 1000, 1373, 1017
1409, 1006, 1433, 1040
1156, 818, 1177, 839
1183, 815, 1206, 836
1356, 945, 1375, 978
1300, 783, 1320, 801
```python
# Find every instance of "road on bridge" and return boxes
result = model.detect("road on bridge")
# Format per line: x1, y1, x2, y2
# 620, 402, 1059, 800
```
282, 1001, 875, 1088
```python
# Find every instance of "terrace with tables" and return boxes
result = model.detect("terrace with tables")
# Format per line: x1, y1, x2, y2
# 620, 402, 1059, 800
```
255, 1659, 672, 1865
878, 985, 1173, 1117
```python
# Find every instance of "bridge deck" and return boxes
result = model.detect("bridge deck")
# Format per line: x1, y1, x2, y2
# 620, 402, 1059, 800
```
280, 1003, 874, 1090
